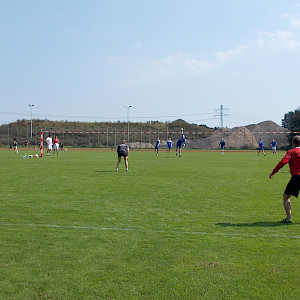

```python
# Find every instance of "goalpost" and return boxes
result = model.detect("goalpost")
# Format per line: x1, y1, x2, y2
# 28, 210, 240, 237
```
40, 131, 43, 157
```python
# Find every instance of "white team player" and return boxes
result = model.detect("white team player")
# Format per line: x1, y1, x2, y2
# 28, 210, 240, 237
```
46, 134, 53, 156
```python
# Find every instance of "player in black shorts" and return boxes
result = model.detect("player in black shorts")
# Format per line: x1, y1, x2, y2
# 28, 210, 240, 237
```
115, 140, 129, 171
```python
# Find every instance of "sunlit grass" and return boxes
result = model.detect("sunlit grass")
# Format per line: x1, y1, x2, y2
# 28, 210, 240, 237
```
0, 148, 299, 299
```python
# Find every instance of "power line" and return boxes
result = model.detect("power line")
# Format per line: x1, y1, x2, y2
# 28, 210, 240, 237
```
0, 111, 214, 121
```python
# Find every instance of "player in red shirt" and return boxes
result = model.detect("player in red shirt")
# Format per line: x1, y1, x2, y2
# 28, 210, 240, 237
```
269, 135, 300, 224
53, 136, 59, 155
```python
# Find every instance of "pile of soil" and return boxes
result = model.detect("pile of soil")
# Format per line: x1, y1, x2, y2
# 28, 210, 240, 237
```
131, 121, 290, 150
187, 121, 289, 149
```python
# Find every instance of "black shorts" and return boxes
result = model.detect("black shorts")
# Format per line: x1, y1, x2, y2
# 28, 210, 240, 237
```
285, 175, 300, 198
117, 152, 127, 157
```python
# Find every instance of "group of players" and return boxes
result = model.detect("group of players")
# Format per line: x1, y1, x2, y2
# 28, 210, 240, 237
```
155, 135, 278, 157
154, 128, 186, 157
45, 134, 62, 155
116, 129, 300, 225
12, 128, 300, 225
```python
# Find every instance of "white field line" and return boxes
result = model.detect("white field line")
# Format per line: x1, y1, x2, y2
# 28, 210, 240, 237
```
1, 222, 299, 239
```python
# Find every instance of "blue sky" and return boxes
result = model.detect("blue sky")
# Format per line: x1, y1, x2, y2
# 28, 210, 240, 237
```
1, 0, 300, 128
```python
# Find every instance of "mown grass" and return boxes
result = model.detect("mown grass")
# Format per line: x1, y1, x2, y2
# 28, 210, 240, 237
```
0, 148, 299, 299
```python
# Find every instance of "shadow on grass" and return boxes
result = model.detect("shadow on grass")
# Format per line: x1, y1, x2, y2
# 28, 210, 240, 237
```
95, 170, 116, 173
215, 221, 298, 228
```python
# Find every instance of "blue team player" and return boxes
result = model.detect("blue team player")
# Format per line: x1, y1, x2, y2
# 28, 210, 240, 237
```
271, 139, 277, 153
155, 138, 160, 155
220, 139, 226, 155
258, 139, 266, 156
176, 129, 186, 157
167, 138, 172, 153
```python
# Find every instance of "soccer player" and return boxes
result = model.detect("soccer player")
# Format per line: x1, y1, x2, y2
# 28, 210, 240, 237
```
13, 138, 18, 153
258, 139, 266, 156
269, 135, 300, 224
220, 139, 226, 155
166, 138, 172, 153
271, 139, 277, 153
176, 131, 186, 157
46, 134, 53, 156
154, 138, 160, 155
53, 136, 59, 155
116, 140, 129, 171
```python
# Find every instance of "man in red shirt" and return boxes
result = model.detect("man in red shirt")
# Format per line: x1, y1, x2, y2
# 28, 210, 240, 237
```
269, 135, 300, 224
53, 136, 59, 155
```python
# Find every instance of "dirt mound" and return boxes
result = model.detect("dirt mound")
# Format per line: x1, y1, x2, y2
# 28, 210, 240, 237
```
187, 127, 258, 149
245, 121, 289, 149
130, 142, 154, 149
130, 121, 289, 149
187, 121, 289, 149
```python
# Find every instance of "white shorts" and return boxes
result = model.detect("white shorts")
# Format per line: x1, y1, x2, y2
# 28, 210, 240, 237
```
48, 145, 52, 150
54, 143, 59, 150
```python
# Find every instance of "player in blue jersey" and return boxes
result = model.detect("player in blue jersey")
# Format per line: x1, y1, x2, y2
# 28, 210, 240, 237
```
166, 138, 172, 153
271, 139, 277, 153
220, 139, 226, 155
176, 129, 186, 157
258, 139, 266, 156
154, 138, 160, 155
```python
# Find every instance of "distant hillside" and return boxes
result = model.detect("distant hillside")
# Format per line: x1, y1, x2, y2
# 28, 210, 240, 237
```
0, 119, 290, 149
0, 119, 213, 148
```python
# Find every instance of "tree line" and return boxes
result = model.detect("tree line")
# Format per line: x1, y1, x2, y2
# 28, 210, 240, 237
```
282, 108, 300, 143
1, 108, 299, 148
0, 119, 212, 148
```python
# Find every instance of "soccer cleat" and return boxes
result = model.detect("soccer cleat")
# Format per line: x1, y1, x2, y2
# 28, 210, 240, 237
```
281, 218, 292, 224
126, 169, 129, 171
115, 169, 118, 172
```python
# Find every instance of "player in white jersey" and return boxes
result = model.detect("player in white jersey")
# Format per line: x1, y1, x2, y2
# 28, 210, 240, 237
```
46, 135, 53, 156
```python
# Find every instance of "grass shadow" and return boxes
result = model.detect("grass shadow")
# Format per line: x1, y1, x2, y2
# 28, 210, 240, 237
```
215, 221, 297, 228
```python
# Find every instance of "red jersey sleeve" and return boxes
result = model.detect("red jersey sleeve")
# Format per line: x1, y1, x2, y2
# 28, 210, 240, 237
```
271, 151, 291, 175
271, 148, 300, 176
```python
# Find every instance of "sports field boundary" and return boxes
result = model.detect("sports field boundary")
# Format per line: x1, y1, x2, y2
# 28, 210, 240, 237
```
1, 222, 299, 240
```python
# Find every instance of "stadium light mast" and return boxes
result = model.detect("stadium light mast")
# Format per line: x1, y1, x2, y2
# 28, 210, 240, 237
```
29, 104, 34, 138
124, 105, 132, 143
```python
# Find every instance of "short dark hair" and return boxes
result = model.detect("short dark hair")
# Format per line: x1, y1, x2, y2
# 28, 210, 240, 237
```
292, 135, 300, 147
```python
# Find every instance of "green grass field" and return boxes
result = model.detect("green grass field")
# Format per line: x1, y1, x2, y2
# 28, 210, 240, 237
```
0, 148, 299, 299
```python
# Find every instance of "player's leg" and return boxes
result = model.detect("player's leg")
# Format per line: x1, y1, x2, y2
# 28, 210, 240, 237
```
124, 156, 128, 171
282, 193, 292, 222
115, 156, 121, 171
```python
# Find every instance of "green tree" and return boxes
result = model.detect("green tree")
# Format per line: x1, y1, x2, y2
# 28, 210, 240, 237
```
282, 108, 300, 144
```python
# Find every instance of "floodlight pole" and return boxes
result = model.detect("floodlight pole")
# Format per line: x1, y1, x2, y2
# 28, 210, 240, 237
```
29, 104, 34, 138
124, 105, 132, 143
